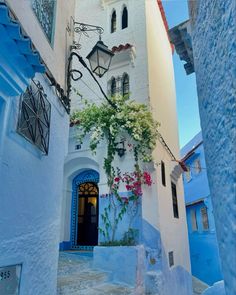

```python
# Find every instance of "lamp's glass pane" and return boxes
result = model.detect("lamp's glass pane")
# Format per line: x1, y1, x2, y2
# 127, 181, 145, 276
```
97, 49, 112, 70
88, 50, 98, 72
94, 67, 106, 77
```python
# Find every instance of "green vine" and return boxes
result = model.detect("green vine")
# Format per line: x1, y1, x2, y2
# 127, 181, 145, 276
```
71, 95, 160, 243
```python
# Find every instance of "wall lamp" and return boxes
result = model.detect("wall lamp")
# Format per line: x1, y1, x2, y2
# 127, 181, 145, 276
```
67, 22, 116, 108
115, 141, 126, 157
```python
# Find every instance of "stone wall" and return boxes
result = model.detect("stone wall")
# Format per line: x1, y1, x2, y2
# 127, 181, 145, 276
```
189, 1, 236, 294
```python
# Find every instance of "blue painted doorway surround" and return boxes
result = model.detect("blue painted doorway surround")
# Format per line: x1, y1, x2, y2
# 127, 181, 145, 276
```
71, 170, 99, 250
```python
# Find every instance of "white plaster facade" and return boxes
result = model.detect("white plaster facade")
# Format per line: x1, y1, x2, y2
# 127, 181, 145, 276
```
61, 0, 191, 293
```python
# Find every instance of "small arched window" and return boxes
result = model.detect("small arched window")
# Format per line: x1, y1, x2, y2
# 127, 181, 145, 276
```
122, 74, 129, 97
122, 6, 128, 29
111, 10, 116, 33
111, 77, 116, 96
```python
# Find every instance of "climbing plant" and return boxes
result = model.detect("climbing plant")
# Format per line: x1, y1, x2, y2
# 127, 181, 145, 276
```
71, 95, 160, 243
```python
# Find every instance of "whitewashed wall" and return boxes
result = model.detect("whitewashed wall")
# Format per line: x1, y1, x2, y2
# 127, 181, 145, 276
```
145, 0, 191, 273
62, 0, 191, 293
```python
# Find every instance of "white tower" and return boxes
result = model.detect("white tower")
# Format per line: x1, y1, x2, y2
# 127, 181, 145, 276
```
60, 1, 192, 294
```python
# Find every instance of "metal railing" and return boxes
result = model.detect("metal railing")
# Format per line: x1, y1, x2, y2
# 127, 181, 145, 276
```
32, 0, 56, 43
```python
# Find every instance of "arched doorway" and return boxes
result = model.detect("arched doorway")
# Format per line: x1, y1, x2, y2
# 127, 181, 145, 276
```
77, 182, 99, 245
71, 170, 99, 249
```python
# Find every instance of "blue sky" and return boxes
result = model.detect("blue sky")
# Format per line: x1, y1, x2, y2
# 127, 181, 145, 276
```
162, 0, 201, 148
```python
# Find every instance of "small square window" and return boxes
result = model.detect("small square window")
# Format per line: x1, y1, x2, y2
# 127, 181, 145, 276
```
168, 251, 174, 267
201, 206, 209, 230
17, 81, 51, 154
195, 159, 201, 173
191, 209, 198, 231
185, 166, 192, 182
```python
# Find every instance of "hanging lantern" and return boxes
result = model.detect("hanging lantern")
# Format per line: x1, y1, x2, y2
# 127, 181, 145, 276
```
86, 40, 114, 78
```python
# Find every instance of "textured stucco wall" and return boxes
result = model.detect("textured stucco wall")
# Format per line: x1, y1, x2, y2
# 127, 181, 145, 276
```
93, 245, 145, 292
189, 0, 236, 294
0, 73, 69, 295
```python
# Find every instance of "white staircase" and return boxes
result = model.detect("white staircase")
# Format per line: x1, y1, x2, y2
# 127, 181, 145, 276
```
57, 252, 135, 295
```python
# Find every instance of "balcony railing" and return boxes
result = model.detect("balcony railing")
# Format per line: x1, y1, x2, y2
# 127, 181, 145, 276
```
32, 0, 56, 43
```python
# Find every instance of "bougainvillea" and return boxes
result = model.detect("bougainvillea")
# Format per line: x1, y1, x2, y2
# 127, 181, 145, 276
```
71, 95, 159, 242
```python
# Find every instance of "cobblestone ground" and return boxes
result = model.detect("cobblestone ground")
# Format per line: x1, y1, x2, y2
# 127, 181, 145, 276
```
57, 252, 135, 295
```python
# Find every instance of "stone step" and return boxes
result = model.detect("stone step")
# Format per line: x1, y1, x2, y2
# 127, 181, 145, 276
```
57, 252, 137, 295
57, 270, 108, 294
58, 253, 92, 277
77, 283, 135, 295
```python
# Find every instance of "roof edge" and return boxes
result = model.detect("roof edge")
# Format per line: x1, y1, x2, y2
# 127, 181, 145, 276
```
157, 0, 174, 53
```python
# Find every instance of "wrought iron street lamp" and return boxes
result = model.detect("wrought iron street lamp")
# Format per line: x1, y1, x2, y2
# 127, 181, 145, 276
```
115, 141, 126, 157
67, 22, 115, 108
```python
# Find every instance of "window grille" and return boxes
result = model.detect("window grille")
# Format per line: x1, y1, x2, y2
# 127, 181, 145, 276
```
111, 10, 116, 33
17, 80, 51, 155
191, 209, 198, 231
32, 0, 56, 43
122, 74, 129, 97
201, 206, 209, 230
122, 6, 128, 29
171, 182, 179, 218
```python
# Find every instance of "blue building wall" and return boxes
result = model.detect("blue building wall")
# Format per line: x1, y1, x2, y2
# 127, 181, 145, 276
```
181, 132, 222, 285
0, 73, 69, 295
190, 1, 236, 293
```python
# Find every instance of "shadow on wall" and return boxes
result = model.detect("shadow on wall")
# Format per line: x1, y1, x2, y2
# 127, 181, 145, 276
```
189, 232, 222, 285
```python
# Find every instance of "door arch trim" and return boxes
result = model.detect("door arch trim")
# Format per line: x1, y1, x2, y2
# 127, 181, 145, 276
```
71, 169, 99, 249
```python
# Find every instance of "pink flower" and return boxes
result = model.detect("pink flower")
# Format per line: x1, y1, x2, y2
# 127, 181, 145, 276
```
126, 184, 132, 191
121, 197, 129, 204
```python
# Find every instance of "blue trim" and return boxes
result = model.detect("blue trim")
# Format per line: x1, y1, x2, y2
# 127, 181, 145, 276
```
66, 251, 94, 258
59, 241, 71, 251
0, 2, 45, 75
185, 152, 200, 164
70, 170, 99, 248
71, 246, 94, 251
